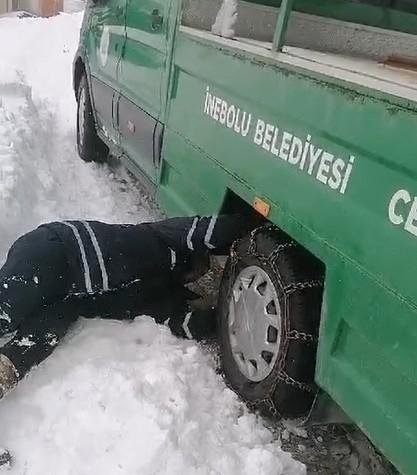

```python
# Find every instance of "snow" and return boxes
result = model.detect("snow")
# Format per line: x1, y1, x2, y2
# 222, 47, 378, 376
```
14, 336, 36, 348
0, 318, 304, 474
0, 12, 305, 475
212, 0, 238, 39
0, 314, 11, 324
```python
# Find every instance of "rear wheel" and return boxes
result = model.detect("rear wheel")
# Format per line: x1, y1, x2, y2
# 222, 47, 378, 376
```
76, 75, 108, 163
218, 225, 324, 418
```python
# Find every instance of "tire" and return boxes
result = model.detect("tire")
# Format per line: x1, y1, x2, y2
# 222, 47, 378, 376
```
76, 75, 108, 163
217, 225, 324, 418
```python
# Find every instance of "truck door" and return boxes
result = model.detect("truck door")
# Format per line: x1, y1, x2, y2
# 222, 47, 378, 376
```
85, 0, 127, 146
118, 0, 174, 182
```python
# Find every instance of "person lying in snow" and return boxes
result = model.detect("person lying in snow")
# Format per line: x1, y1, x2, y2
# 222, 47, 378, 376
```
0, 215, 252, 403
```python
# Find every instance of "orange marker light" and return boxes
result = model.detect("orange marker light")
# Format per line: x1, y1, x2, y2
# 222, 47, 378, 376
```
253, 197, 270, 217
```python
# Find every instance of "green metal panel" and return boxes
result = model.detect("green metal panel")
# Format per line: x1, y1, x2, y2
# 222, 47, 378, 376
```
158, 31, 417, 474
85, 0, 126, 143
79, 1, 417, 471
120, 0, 171, 119
117, 0, 174, 180
86, 3, 126, 87
272, 0, 294, 51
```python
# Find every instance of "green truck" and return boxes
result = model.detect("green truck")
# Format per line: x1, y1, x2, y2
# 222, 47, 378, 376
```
73, 0, 417, 472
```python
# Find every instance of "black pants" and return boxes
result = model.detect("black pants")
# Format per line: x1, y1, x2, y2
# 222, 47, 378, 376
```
0, 228, 200, 380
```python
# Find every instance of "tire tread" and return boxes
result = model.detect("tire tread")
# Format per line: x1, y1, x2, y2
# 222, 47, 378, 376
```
218, 227, 324, 418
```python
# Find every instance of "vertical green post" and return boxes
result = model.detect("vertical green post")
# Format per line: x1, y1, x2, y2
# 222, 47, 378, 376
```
272, 0, 294, 51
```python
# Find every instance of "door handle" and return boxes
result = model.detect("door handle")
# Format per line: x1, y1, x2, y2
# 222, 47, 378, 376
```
151, 9, 163, 31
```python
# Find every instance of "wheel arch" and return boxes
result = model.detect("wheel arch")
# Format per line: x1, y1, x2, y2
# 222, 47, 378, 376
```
218, 189, 327, 388
219, 188, 326, 277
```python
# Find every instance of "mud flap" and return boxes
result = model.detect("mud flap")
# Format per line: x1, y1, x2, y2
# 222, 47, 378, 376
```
305, 390, 351, 425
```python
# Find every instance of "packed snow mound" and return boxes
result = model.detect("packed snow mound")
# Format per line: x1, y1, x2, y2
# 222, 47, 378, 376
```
0, 13, 83, 126
0, 317, 305, 475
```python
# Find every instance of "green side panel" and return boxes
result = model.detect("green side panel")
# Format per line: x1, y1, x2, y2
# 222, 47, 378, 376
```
117, 0, 174, 181
85, 2, 125, 92
120, 0, 170, 119
159, 31, 417, 474
318, 263, 417, 475
84, 1, 125, 143
158, 129, 258, 216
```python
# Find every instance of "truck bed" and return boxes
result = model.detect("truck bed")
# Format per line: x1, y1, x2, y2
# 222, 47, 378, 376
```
181, 25, 417, 105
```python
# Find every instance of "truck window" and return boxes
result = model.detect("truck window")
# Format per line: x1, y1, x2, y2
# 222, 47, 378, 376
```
352, 0, 417, 14
181, 0, 417, 103
182, 0, 417, 61
284, 2, 417, 65
182, 0, 280, 44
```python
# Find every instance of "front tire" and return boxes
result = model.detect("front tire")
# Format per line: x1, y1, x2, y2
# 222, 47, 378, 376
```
218, 226, 324, 418
76, 75, 108, 163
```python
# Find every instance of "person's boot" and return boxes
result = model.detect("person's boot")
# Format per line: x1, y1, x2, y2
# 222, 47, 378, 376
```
168, 307, 217, 341
0, 354, 18, 400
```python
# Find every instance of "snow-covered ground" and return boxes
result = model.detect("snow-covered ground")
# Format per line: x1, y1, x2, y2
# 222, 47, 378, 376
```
0, 13, 305, 475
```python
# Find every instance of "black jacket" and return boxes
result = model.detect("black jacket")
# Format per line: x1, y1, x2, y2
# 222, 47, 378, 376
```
40, 215, 245, 296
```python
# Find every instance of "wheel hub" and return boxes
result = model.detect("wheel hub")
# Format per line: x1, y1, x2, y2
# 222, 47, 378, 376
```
228, 265, 282, 382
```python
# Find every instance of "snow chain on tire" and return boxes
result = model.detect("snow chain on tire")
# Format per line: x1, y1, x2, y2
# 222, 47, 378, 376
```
219, 224, 325, 419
